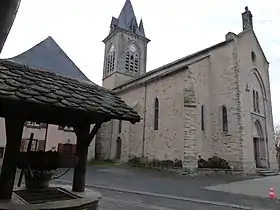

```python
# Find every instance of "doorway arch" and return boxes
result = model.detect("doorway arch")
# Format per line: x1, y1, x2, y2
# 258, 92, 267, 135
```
116, 137, 122, 160
253, 120, 267, 168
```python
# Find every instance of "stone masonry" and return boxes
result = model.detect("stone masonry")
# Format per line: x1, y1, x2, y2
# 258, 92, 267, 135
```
96, 3, 277, 173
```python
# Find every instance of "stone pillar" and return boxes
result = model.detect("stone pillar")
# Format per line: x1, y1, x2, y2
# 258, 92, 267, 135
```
183, 84, 198, 169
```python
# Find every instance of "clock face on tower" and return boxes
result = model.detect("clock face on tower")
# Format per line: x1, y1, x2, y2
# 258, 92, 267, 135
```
109, 45, 114, 52
129, 44, 136, 52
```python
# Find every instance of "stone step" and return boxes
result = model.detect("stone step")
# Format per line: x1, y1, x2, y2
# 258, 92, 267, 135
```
257, 169, 279, 176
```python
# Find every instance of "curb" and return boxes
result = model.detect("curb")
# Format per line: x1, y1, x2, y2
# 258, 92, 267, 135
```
54, 180, 268, 210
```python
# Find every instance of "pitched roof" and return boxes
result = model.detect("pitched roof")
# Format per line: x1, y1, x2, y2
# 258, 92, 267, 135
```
0, 59, 140, 124
10, 36, 92, 83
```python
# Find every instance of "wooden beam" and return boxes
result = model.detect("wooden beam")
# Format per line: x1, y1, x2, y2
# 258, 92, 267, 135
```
84, 122, 102, 147
72, 124, 90, 192
0, 116, 24, 199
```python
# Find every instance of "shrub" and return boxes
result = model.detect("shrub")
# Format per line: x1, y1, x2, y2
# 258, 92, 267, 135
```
198, 156, 230, 169
164, 160, 174, 168
174, 159, 183, 168
151, 158, 161, 168
198, 157, 208, 168
127, 156, 142, 167
127, 157, 183, 169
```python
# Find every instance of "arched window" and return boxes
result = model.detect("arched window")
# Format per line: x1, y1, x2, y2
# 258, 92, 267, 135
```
253, 90, 256, 111
125, 45, 139, 74
107, 51, 115, 73
201, 105, 204, 131
222, 106, 228, 132
253, 90, 260, 113
154, 98, 159, 130
251, 51, 256, 63
256, 91, 260, 113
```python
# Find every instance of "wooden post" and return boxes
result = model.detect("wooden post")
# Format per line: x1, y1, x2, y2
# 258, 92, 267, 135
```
0, 116, 24, 199
72, 124, 90, 192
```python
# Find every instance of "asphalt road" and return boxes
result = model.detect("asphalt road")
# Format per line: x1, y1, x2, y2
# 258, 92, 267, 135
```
56, 165, 280, 210
96, 187, 247, 210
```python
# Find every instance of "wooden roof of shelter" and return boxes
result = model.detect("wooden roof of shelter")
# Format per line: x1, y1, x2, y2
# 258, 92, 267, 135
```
0, 59, 140, 125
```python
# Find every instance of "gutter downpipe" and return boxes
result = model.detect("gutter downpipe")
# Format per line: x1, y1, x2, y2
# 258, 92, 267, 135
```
142, 83, 147, 157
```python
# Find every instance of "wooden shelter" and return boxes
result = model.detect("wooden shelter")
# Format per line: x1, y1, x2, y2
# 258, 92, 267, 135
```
0, 59, 140, 200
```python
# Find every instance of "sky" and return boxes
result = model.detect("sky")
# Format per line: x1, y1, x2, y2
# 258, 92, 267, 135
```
1, 0, 280, 124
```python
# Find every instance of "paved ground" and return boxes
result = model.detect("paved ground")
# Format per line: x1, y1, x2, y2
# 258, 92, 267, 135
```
55, 165, 280, 209
205, 175, 280, 198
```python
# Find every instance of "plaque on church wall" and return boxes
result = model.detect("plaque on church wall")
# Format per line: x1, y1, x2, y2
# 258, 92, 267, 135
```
184, 88, 196, 106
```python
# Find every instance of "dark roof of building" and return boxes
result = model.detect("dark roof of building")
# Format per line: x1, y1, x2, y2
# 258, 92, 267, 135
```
0, 59, 140, 124
10, 36, 92, 83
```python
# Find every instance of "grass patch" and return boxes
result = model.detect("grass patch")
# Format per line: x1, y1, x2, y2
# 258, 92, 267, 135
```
87, 159, 116, 167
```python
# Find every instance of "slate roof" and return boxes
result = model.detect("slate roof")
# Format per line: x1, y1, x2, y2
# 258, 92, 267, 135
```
0, 59, 140, 123
10, 36, 92, 83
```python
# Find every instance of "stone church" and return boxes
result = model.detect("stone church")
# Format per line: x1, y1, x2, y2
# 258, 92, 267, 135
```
96, 0, 277, 173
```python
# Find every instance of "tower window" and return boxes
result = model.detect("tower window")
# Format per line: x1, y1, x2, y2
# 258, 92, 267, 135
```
125, 47, 139, 74
107, 49, 115, 74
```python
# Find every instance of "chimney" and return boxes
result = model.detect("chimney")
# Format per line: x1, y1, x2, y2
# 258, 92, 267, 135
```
242, 6, 253, 31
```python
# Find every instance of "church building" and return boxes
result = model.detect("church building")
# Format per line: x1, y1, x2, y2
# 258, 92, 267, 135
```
96, 0, 277, 173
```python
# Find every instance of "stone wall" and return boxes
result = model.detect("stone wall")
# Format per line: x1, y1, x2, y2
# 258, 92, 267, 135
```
95, 121, 113, 160
236, 30, 277, 171
96, 30, 276, 173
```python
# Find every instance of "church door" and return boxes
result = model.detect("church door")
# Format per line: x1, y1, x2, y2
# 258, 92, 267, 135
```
253, 121, 267, 168
116, 137, 122, 160
253, 138, 261, 168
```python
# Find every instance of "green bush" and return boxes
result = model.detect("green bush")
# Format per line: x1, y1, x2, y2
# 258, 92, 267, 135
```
127, 157, 183, 169
198, 156, 230, 169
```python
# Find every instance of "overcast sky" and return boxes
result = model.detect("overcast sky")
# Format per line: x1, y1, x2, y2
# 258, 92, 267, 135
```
1, 0, 280, 124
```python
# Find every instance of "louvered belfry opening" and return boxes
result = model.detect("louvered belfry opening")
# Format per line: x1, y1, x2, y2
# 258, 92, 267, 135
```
0, 59, 141, 200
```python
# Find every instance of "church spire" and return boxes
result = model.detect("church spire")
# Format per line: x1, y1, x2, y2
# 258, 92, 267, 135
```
139, 19, 146, 37
118, 0, 136, 28
107, 0, 146, 38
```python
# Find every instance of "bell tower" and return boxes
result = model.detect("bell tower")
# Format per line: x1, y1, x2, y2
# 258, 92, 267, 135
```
102, 0, 150, 89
